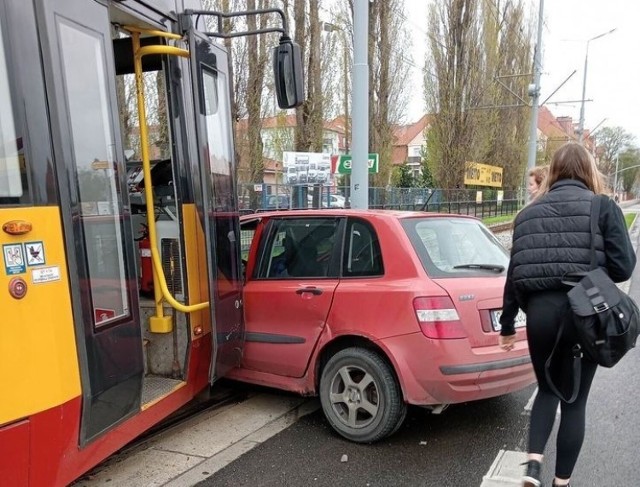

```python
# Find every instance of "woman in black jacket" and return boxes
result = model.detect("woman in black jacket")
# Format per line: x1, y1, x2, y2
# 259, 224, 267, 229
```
499, 142, 636, 487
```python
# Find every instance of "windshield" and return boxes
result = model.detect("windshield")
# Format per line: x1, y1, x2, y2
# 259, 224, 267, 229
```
402, 217, 509, 278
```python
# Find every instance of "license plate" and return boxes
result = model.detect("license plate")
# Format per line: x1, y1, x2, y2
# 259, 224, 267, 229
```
491, 309, 526, 332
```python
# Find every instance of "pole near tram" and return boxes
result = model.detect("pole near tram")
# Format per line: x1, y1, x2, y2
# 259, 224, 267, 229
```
350, 0, 369, 209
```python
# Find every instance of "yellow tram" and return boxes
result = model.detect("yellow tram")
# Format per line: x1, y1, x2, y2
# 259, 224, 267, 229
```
0, 1, 301, 485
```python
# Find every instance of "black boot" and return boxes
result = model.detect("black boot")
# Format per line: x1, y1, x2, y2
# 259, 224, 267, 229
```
522, 459, 543, 487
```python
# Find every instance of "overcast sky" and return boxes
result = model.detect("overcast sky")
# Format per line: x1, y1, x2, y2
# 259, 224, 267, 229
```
403, 0, 640, 144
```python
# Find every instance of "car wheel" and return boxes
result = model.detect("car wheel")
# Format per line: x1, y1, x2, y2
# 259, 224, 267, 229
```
319, 347, 406, 443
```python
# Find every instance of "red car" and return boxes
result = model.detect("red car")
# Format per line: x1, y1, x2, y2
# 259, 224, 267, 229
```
229, 210, 534, 442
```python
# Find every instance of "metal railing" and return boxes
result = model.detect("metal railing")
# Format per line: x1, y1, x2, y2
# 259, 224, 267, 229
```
238, 183, 524, 219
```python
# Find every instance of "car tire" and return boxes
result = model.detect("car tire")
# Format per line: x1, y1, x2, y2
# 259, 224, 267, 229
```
319, 347, 406, 443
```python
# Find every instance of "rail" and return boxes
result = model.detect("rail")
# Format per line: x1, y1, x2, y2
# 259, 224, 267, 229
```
126, 26, 209, 334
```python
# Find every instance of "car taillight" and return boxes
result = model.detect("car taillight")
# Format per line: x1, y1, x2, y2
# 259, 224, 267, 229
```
413, 296, 467, 339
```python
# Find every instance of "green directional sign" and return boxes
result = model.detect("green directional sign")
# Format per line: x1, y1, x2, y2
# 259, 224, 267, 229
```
337, 154, 379, 174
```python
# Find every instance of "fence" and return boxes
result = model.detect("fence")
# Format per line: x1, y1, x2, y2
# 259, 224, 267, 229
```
238, 183, 524, 219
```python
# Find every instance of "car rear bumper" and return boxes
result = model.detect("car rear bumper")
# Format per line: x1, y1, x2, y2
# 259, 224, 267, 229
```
379, 332, 535, 406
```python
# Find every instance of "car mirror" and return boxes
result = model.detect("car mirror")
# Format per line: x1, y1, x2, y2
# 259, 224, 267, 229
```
272, 36, 304, 109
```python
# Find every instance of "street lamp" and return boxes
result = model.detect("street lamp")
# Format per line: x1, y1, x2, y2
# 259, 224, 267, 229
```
577, 28, 616, 143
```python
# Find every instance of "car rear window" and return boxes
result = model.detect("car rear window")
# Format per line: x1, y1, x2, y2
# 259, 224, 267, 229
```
401, 217, 509, 278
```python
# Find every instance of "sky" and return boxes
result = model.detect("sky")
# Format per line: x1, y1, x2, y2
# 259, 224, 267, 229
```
403, 0, 640, 144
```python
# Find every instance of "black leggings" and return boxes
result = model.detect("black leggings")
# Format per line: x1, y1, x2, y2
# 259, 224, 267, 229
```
526, 291, 598, 480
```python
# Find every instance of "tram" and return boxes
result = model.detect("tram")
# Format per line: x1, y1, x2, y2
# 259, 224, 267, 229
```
0, 1, 301, 485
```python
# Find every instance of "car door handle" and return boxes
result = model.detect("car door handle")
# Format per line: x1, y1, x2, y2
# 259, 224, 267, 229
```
295, 287, 323, 296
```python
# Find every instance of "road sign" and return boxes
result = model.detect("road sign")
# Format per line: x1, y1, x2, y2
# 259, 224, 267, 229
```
337, 154, 379, 174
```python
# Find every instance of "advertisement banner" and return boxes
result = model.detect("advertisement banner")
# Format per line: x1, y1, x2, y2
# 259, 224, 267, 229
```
282, 151, 332, 185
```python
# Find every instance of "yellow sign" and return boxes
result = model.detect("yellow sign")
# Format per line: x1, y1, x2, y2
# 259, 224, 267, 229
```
464, 162, 503, 188
91, 160, 110, 170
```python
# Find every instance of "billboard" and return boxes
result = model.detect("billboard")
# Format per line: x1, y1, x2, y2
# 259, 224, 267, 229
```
464, 162, 503, 188
282, 151, 332, 185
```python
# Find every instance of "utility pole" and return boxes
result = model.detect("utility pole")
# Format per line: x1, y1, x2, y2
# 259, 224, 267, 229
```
526, 0, 544, 202
577, 28, 616, 143
351, 0, 368, 209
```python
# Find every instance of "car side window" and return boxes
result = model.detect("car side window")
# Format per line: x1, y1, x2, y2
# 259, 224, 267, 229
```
259, 218, 340, 279
342, 219, 384, 277
240, 218, 260, 278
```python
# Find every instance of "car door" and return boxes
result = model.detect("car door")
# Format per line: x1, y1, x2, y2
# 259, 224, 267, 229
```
242, 216, 344, 377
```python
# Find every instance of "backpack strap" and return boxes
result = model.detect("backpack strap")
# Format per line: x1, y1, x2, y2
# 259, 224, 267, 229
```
546, 194, 603, 402
588, 195, 602, 270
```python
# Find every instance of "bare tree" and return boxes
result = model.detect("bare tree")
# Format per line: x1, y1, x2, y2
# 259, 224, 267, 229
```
472, 0, 533, 189
343, 0, 410, 187
423, 0, 533, 190
619, 147, 640, 194
596, 126, 635, 178
293, 0, 324, 153
244, 0, 269, 186
424, 0, 485, 190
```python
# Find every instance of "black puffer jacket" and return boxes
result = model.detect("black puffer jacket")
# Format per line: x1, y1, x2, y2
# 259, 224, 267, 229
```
500, 179, 636, 335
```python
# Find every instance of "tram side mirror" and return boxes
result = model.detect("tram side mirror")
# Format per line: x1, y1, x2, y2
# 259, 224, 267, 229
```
272, 37, 304, 109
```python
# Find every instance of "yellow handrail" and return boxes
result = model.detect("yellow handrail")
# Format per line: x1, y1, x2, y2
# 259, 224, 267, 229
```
127, 27, 209, 328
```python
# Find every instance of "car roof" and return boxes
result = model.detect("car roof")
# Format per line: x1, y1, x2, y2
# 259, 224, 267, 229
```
240, 209, 479, 222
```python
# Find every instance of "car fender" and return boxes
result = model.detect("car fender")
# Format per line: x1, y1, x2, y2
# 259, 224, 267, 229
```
306, 324, 411, 402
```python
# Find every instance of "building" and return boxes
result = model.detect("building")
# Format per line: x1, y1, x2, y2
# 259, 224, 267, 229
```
391, 115, 431, 179
235, 114, 347, 184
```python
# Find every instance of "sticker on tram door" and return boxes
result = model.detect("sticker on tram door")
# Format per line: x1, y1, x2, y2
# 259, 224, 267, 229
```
94, 308, 116, 324
25, 241, 46, 266
3, 243, 26, 275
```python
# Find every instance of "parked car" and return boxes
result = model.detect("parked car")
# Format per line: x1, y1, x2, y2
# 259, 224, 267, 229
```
321, 193, 346, 208
232, 210, 533, 443
265, 194, 290, 209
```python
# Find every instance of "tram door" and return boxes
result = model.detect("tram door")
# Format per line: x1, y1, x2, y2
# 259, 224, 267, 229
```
187, 29, 244, 382
38, 0, 144, 443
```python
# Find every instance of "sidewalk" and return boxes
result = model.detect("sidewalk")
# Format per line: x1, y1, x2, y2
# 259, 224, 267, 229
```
74, 393, 319, 487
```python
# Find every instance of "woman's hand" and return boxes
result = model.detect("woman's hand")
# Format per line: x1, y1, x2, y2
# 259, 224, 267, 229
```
499, 334, 517, 352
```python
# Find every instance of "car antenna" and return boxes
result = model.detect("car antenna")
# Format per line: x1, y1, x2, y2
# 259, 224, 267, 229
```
420, 190, 436, 212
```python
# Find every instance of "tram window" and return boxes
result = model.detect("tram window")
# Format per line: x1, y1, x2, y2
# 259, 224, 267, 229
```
58, 21, 129, 327
0, 19, 29, 204
200, 66, 239, 293
116, 71, 171, 162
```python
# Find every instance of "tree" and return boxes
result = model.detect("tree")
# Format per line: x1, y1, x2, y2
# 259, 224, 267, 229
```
472, 0, 532, 190
362, 0, 411, 187
423, 0, 533, 190
596, 126, 635, 178
391, 164, 416, 188
423, 0, 484, 190
619, 147, 640, 194
294, 0, 324, 152
418, 145, 436, 188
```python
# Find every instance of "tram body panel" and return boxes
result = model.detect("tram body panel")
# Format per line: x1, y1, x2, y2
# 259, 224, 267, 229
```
0, 207, 81, 425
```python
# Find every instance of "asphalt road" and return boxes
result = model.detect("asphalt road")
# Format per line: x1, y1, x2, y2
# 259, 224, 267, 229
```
196, 202, 640, 487
196, 388, 535, 487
